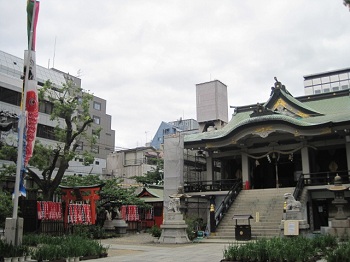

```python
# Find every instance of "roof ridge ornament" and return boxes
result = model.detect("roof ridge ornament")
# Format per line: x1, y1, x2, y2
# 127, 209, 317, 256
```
250, 102, 275, 117
270, 77, 291, 96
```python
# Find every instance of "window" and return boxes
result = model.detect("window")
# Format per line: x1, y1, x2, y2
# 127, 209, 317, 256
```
93, 101, 101, 111
91, 145, 99, 154
95, 161, 100, 165
92, 129, 100, 139
37, 124, 57, 140
0, 86, 21, 106
75, 142, 83, 151
339, 73, 348, 81
93, 115, 100, 125
332, 86, 339, 91
342, 85, 349, 90
39, 100, 54, 114
312, 78, 321, 85
304, 79, 312, 87
330, 75, 339, 82
315, 89, 321, 94
321, 76, 330, 84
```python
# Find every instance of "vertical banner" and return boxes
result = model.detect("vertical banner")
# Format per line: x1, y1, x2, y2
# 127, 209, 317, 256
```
27, 0, 40, 51
20, 0, 40, 197
23, 0, 40, 167
23, 51, 39, 167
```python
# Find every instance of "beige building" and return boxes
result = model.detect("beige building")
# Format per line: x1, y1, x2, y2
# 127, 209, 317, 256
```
104, 146, 161, 185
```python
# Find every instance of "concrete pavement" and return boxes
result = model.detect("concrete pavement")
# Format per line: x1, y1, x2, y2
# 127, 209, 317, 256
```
88, 233, 235, 262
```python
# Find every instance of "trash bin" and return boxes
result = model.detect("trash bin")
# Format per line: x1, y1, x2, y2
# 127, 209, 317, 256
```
232, 214, 253, 240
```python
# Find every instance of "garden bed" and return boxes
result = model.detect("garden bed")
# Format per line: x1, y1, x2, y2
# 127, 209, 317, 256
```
222, 234, 341, 262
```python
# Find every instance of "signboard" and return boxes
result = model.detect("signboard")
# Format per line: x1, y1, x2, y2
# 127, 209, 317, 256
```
284, 220, 299, 235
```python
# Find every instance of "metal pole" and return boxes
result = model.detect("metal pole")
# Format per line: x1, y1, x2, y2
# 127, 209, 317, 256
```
13, 0, 37, 219
275, 162, 279, 189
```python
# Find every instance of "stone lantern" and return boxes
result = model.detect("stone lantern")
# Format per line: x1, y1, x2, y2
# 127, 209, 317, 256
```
328, 174, 348, 220
327, 174, 350, 238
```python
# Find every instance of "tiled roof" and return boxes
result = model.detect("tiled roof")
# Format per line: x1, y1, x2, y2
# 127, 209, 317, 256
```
185, 90, 350, 143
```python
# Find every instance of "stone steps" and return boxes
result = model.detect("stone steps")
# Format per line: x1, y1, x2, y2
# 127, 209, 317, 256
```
213, 187, 294, 239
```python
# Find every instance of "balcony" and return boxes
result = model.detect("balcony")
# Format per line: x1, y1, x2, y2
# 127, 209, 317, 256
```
184, 179, 240, 193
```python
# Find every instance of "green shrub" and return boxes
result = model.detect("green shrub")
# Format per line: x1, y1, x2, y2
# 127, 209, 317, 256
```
223, 235, 339, 262
149, 225, 161, 238
185, 217, 206, 240
0, 191, 12, 228
326, 241, 350, 262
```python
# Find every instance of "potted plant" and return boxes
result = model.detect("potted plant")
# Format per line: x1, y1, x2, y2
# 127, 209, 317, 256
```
1, 242, 16, 262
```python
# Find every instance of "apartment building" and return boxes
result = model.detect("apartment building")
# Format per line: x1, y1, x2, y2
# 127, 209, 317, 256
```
303, 67, 350, 95
0, 50, 115, 175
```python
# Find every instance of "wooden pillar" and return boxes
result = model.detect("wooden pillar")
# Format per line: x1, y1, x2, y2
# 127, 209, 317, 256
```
346, 136, 350, 178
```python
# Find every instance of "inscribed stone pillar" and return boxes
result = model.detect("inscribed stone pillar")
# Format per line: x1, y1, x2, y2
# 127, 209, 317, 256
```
163, 134, 184, 215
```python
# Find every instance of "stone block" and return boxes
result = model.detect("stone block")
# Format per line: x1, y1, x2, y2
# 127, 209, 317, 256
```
4, 218, 23, 245
331, 219, 350, 228
285, 211, 303, 220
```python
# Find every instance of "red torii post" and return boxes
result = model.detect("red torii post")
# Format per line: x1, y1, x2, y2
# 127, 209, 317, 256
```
59, 184, 104, 227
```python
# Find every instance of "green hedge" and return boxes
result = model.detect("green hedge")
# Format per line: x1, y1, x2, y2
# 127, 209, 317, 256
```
21, 234, 108, 261
223, 235, 338, 262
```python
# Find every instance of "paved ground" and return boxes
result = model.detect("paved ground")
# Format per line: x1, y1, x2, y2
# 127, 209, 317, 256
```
88, 233, 328, 262
89, 233, 234, 262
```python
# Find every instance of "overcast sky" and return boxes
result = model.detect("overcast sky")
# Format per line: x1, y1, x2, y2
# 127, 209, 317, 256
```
1, 1, 350, 149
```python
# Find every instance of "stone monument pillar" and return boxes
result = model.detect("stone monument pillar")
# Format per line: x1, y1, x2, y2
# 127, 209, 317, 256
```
327, 174, 350, 238
158, 186, 190, 243
280, 193, 309, 236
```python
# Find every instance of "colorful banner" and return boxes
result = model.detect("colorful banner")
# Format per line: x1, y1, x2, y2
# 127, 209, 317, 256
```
23, 1, 39, 167
27, 0, 40, 51
19, 0, 40, 198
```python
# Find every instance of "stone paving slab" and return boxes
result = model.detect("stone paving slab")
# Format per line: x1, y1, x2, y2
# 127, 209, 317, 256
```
88, 233, 328, 262
87, 233, 231, 262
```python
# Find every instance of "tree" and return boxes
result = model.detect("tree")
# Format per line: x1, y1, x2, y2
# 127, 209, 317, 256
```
0, 191, 12, 228
344, 0, 350, 10
0, 79, 96, 200
131, 158, 164, 186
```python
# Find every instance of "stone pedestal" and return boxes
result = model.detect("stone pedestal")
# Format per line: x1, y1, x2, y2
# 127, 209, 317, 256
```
103, 219, 128, 234
5, 218, 23, 245
327, 174, 350, 238
328, 219, 350, 239
158, 212, 190, 244
280, 210, 309, 236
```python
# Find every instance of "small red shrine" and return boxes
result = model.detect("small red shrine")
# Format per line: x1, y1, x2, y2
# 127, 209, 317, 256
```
137, 185, 164, 227
59, 184, 104, 226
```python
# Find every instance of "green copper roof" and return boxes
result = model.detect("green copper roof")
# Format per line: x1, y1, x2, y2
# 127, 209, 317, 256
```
185, 89, 350, 144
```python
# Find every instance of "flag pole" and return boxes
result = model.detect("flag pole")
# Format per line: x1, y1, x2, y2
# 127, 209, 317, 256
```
12, 0, 37, 219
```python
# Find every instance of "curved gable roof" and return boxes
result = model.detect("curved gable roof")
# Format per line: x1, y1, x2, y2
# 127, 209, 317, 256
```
185, 81, 350, 146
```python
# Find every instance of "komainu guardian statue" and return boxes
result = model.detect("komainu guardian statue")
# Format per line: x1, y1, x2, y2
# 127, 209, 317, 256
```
284, 193, 301, 211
